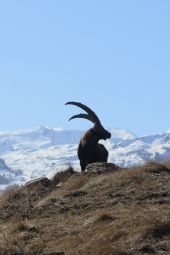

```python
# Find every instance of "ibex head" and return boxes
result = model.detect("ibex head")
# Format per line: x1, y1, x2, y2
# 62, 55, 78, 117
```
65, 101, 111, 141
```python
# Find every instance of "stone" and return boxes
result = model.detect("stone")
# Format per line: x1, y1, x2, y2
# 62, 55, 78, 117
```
86, 162, 120, 174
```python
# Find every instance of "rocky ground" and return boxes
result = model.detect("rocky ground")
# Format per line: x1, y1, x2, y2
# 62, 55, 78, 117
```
0, 161, 169, 255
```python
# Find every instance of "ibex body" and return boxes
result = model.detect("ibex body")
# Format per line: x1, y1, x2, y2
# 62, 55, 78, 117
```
66, 102, 111, 171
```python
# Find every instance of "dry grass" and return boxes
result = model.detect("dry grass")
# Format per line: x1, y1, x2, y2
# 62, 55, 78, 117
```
0, 161, 169, 254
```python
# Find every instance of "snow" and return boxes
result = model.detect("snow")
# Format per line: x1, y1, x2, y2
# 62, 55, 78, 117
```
110, 128, 136, 141
0, 126, 170, 190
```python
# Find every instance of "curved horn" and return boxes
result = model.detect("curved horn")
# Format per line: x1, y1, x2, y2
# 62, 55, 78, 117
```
69, 113, 96, 124
65, 101, 101, 124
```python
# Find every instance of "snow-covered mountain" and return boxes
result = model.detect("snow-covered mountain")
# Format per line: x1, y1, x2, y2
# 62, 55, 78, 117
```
0, 126, 170, 190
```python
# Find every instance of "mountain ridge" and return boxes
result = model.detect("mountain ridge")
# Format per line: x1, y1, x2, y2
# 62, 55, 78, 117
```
0, 126, 170, 189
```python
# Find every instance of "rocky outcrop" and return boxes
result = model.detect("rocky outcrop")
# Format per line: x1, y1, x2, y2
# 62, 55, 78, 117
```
86, 162, 120, 174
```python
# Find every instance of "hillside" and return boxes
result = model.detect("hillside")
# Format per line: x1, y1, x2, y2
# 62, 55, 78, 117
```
0, 161, 169, 255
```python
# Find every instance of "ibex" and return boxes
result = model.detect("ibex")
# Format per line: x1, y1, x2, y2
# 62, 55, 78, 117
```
65, 101, 111, 171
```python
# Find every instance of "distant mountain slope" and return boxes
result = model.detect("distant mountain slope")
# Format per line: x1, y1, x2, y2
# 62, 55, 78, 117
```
0, 126, 170, 188
0, 126, 83, 151
111, 129, 170, 167
0, 158, 22, 189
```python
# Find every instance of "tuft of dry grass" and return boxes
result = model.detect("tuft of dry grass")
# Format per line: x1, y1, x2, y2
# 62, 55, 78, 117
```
0, 184, 20, 206
93, 209, 113, 222
134, 160, 170, 173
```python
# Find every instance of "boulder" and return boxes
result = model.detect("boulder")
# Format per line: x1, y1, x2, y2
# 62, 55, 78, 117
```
86, 162, 120, 174
25, 177, 51, 189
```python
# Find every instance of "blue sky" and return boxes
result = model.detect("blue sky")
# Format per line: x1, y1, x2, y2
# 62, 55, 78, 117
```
0, 1, 169, 135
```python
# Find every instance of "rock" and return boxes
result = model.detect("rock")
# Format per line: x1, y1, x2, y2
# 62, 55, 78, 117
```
51, 167, 75, 185
56, 182, 63, 188
86, 162, 120, 174
25, 177, 51, 189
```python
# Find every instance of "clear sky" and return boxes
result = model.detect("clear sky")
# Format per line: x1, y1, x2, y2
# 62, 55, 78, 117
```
0, 1, 169, 135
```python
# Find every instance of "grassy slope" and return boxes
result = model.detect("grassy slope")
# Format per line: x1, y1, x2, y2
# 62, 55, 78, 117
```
0, 161, 169, 255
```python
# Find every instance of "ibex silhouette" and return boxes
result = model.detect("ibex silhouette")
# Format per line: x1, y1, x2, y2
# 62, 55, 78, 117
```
66, 102, 111, 171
